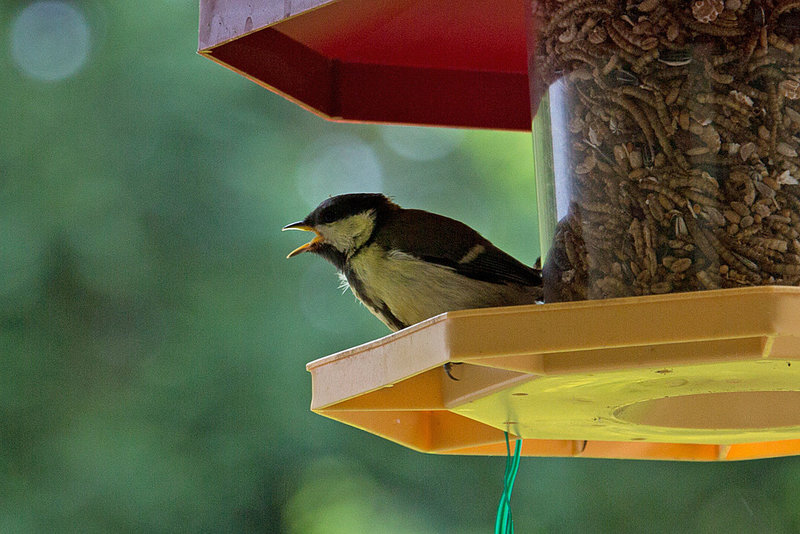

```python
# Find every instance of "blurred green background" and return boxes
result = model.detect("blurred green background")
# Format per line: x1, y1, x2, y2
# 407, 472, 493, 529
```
2, 1, 800, 532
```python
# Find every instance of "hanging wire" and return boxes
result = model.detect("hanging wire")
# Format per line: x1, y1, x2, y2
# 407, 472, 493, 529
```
495, 431, 522, 534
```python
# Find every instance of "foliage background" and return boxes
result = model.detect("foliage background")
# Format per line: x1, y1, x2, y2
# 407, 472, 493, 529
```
2, 1, 799, 532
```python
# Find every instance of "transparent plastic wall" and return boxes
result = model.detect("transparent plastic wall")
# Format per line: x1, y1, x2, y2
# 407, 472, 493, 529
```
529, 0, 800, 302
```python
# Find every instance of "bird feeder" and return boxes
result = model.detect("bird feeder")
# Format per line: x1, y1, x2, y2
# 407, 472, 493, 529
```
199, 0, 800, 460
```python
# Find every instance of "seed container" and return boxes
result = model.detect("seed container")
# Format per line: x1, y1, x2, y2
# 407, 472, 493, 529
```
530, 0, 800, 302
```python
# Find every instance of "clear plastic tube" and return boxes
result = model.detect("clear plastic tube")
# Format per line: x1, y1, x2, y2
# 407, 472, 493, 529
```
530, 0, 800, 301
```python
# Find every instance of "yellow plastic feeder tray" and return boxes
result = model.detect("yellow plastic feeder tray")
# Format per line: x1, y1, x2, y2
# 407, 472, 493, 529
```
307, 287, 800, 461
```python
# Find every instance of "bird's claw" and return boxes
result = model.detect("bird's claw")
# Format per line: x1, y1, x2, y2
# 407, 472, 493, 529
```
443, 362, 462, 381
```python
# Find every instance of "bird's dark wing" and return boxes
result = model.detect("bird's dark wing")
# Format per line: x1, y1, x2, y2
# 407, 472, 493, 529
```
376, 209, 541, 286
448, 244, 542, 286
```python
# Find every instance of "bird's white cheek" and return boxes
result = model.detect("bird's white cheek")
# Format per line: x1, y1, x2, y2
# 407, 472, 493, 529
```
316, 211, 376, 255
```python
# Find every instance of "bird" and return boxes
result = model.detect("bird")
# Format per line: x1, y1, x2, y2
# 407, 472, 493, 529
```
283, 193, 542, 334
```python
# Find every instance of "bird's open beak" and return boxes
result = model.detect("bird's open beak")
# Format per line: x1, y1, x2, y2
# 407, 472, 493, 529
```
282, 221, 324, 258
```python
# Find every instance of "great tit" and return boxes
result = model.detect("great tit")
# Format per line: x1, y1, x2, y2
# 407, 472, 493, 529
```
283, 193, 543, 333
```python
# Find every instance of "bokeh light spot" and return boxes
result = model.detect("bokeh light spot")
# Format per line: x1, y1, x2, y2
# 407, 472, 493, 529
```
380, 125, 464, 161
285, 457, 436, 534
295, 133, 383, 208
11, 1, 91, 81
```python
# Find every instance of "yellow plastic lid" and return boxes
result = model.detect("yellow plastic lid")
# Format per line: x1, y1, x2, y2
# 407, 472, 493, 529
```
307, 287, 800, 461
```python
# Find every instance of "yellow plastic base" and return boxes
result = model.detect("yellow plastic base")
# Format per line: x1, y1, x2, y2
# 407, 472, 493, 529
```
307, 287, 800, 461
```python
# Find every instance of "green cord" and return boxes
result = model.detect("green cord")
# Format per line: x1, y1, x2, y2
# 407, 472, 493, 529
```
495, 432, 521, 534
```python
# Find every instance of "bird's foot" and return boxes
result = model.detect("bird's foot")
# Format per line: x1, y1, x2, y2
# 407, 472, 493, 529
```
443, 362, 462, 381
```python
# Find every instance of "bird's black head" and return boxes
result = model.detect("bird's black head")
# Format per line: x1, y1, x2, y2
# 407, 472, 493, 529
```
305, 193, 394, 227
283, 193, 398, 270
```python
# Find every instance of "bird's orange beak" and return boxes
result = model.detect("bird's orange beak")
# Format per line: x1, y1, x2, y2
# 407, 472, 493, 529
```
282, 221, 324, 258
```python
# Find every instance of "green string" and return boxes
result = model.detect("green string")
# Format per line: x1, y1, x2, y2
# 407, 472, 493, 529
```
495, 432, 521, 534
